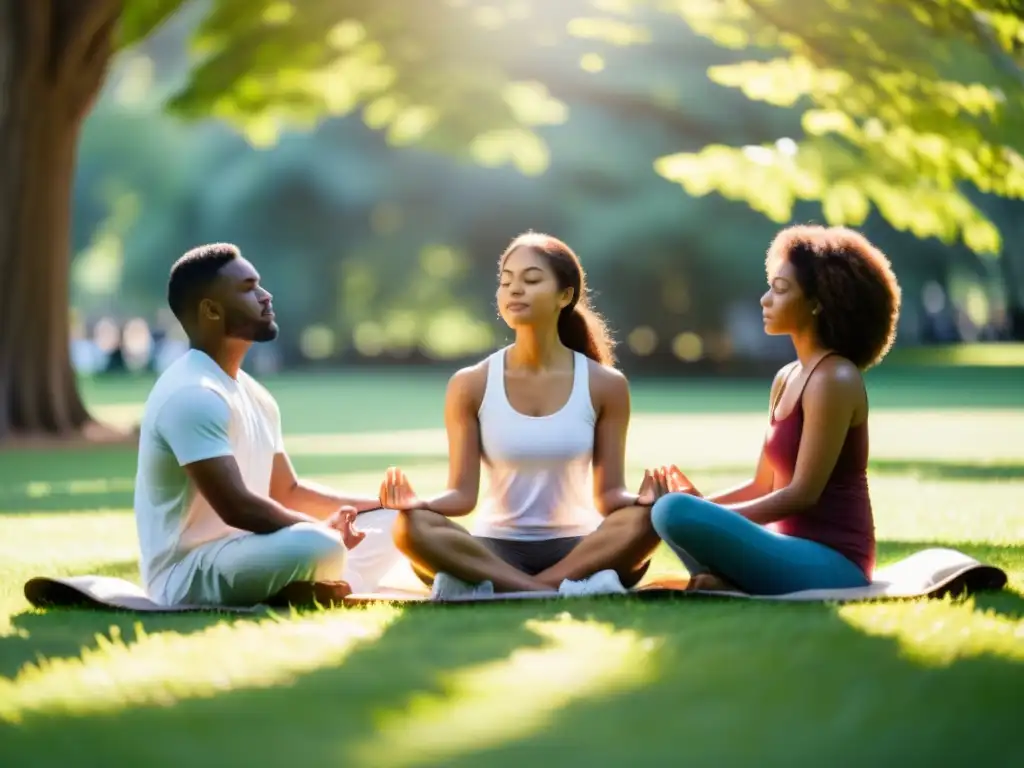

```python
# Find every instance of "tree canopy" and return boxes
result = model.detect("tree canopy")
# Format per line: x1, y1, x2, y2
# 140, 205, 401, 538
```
657, 0, 1024, 256
118, 0, 1024, 257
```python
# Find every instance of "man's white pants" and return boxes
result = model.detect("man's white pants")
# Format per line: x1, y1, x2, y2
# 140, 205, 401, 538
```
161, 508, 402, 606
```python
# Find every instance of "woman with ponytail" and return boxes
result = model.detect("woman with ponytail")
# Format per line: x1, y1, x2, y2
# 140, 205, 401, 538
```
379, 232, 660, 599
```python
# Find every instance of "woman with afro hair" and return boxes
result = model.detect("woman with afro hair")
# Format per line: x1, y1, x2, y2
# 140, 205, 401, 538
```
645, 225, 902, 595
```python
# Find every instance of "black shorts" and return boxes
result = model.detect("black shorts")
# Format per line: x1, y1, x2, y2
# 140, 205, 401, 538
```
478, 536, 651, 586
412, 536, 582, 586
477, 536, 583, 574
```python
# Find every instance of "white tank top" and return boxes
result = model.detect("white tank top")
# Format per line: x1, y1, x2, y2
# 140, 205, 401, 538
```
471, 347, 603, 541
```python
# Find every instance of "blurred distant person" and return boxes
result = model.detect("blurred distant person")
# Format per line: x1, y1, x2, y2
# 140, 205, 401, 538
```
378, 232, 661, 599
647, 225, 902, 595
133, 243, 403, 607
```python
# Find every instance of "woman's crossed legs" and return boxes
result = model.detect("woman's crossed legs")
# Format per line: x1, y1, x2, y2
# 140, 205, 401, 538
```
651, 492, 869, 595
392, 506, 660, 595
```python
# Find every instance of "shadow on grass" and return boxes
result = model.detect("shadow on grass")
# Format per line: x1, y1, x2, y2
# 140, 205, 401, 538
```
432, 598, 1022, 767
1, 593, 1020, 767
0, 560, 258, 679
0, 603, 545, 764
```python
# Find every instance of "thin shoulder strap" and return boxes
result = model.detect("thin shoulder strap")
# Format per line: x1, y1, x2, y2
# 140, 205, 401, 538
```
489, 346, 506, 381
571, 351, 589, 393
480, 346, 508, 414
570, 351, 598, 420
793, 351, 837, 403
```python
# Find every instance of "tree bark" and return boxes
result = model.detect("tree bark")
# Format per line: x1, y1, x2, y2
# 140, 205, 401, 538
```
0, 0, 122, 442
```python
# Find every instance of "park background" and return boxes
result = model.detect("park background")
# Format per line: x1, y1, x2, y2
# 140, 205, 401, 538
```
61, 1, 1024, 385
1, 2, 1022, 766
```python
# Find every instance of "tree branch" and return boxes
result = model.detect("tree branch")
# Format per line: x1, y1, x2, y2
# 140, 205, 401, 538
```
52, 0, 121, 84
973, 10, 1024, 85
70, 11, 118, 122
502, 56, 720, 146
735, 0, 860, 70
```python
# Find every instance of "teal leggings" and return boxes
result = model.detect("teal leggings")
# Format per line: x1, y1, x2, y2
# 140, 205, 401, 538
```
651, 493, 869, 595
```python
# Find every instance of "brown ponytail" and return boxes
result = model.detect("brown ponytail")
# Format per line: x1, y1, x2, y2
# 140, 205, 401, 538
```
500, 232, 616, 367
557, 301, 615, 366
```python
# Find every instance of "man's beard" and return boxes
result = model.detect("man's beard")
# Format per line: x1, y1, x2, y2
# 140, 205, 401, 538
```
225, 310, 279, 342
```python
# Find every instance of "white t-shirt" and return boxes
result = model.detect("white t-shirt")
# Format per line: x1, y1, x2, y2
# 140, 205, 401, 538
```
133, 349, 283, 598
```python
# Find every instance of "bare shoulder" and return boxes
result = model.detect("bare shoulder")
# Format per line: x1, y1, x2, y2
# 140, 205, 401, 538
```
446, 359, 489, 409
805, 355, 865, 404
589, 359, 628, 390
587, 360, 629, 409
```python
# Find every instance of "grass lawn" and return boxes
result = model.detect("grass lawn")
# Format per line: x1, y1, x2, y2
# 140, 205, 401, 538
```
0, 365, 1022, 766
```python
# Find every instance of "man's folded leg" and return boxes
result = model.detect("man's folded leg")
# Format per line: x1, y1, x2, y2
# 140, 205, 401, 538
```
169, 522, 348, 607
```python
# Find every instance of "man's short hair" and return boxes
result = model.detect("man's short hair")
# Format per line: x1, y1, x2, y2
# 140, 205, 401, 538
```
167, 243, 241, 323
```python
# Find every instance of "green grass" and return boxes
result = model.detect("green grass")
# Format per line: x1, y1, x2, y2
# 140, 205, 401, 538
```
1, 366, 1023, 766
886, 342, 1024, 367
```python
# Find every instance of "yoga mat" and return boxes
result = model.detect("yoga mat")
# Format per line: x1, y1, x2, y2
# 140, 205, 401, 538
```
23, 575, 260, 614
22, 575, 352, 614
342, 548, 1009, 606
22, 548, 1008, 613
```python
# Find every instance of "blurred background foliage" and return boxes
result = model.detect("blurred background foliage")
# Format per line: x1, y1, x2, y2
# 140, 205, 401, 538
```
72, 0, 1024, 376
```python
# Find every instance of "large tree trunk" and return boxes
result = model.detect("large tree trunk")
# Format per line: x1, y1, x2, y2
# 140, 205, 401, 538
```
0, 0, 122, 443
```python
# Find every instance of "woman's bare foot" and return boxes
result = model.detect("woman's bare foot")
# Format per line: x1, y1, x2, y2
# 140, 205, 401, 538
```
687, 573, 743, 593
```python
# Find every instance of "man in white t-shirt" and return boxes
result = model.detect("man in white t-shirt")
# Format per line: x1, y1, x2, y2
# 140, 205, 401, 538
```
133, 243, 402, 607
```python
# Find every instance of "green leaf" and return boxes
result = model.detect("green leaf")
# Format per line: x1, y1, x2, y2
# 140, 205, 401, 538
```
821, 183, 870, 226
117, 0, 187, 50
655, 143, 821, 223
707, 57, 849, 107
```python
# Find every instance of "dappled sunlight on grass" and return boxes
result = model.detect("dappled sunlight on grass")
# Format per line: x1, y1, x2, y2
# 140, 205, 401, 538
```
866, 410, 1024, 463
89, 403, 144, 429
216, 407, 1024, 474
0, 607, 399, 725
889, 343, 1024, 367
838, 599, 1024, 667
284, 429, 448, 457
625, 409, 1024, 468
0, 512, 142, 630
0, 370, 1020, 765
0, 512, 139, 570
869, 477, 1024, 545
348, 613, 660, 768
16, 477, 134, 502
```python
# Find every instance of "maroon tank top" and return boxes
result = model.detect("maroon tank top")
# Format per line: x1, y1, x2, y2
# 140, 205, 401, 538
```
762, 354, 876, 576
